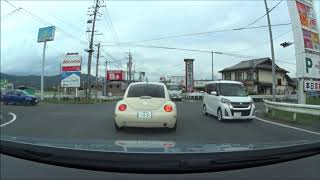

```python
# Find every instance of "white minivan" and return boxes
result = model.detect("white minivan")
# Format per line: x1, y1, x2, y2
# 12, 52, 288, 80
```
202, 81, 255, 121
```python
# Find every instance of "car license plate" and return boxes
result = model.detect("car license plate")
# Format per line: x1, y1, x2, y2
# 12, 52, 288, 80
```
137, 112, 152, 119
234, 112, 242, 117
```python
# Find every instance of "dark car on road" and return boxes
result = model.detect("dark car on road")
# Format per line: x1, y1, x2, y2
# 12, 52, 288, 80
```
2, 90, 39, 105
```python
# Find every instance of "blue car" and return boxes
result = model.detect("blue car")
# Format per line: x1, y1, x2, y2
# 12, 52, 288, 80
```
2, 90, 39, 105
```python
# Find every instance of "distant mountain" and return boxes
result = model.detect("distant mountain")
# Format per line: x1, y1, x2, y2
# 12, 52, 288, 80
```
0, 73, 96, 90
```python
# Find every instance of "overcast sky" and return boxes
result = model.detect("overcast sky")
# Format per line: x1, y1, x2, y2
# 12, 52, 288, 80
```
1, 0, 320, 81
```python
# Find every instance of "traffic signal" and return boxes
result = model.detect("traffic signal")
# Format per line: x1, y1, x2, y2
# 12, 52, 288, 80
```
280, 42, 292, 48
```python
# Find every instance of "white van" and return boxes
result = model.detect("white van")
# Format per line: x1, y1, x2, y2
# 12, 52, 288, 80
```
166, 83, 183, 101
202, 81, 255, 121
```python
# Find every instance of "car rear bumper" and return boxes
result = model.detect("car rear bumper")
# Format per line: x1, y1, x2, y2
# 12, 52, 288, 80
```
115, 112, 177, 128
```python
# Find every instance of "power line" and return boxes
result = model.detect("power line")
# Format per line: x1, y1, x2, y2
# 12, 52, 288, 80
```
228, 28, 292, 53
101, 43, 259, 59
104, 8, 120, 42
240, 0, 284, 29
1, 8, 21, 20
101, 23, 290, 44
4, 0, 88, 46
102, 43, 296, 65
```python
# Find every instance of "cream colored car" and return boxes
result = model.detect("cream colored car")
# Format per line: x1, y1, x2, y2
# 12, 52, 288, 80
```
114, 82, 177, 130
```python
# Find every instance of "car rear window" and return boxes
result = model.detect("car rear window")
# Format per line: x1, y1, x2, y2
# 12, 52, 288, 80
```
127, 84, 165, 98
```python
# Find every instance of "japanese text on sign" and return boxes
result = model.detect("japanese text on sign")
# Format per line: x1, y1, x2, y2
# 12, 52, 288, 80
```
304, 80, 320, 91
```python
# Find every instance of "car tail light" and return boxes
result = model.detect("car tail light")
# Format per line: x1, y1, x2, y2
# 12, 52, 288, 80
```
118, 104, 127, 111
164, 105, 173, 112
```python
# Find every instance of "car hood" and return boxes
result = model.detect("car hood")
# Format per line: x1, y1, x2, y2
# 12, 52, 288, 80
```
27, 95, 38, 99
169, 90, 181, 94
221, 96, 252, 102
1, 135, 317, 153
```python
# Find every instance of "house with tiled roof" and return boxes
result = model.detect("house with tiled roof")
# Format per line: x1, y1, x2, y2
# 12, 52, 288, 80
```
219, 58, 296, 95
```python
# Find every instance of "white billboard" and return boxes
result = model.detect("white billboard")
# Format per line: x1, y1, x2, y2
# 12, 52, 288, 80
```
287, 0, 320, 79
61, 54, 82, 71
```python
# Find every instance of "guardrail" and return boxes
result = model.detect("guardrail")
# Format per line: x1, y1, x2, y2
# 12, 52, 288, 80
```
264, 100, 320, 120
182, 93, 297, 101
250, 94, 297, 102
40, 94, 122, 102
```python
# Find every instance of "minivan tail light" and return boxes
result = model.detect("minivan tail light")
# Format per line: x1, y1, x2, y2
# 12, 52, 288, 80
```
118, 104, 127, 111
164, 105, 173, 112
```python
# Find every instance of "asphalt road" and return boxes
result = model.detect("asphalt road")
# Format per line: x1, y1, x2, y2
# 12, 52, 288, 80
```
1, 100, 320, 179
1, 100, 319, 144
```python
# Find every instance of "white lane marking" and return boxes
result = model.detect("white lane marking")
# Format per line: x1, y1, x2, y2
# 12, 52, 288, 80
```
255, 116, 320, 136
0, 113, 17, 127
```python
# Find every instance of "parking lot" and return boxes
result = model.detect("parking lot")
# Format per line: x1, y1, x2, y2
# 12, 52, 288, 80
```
1, 100, 319, 144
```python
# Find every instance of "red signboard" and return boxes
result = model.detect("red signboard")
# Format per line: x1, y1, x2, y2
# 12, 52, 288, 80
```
106, 70, 125, 81
61, 54, 82, 72
62, 66, 81, 71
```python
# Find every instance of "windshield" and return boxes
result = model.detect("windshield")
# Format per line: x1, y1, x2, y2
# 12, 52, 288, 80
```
167, 85, 181, 91
219, 83, 247, 97
1, 0, 320, 174
19, 90, 31, 96
127, 84, 165, 98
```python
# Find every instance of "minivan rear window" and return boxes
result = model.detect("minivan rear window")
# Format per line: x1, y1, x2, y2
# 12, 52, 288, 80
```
127, 84, 165, 98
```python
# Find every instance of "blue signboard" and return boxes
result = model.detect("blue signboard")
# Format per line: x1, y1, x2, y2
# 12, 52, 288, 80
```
37, 26, 55, 42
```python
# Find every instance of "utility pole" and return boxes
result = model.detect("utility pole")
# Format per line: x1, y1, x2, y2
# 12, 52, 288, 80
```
133, 65, 135, 82
95, 43, 101, 102
86, 0, 104, 100
104, 60, 108, 96
128, 52, 132, 83
264, 0, 276, 102
211, 51, 214, 81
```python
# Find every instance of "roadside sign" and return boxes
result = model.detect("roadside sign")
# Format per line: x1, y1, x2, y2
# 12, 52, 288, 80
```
287, 0, 320, 78
304, 80, 320, 91
37, 26, 55, 42
106, 70, 125, 81
61, 72, 81, 88
184, 59, 194, 92
61, 54, 82, 71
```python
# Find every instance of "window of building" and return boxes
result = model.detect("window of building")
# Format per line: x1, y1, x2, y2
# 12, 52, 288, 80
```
278, 79, 282, 86
224, 72, 231, 80
235, 72, 243, 81
247, 72, 253, 80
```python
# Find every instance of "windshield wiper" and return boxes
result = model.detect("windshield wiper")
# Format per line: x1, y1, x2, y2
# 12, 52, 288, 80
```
1, 138, 320, 174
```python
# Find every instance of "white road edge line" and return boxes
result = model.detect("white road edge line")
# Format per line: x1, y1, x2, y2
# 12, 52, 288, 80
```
0, 112, 17, 128
255, 116, 320, 136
